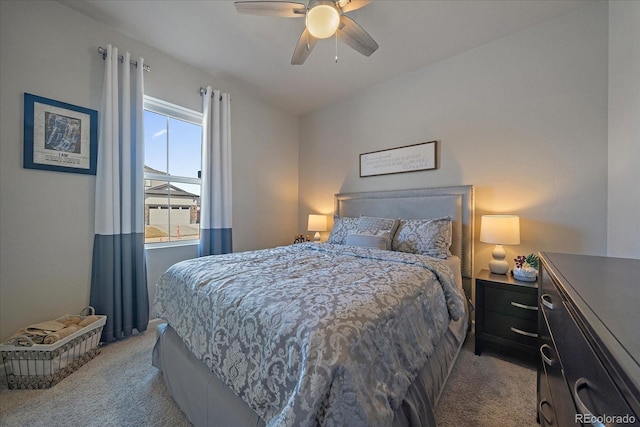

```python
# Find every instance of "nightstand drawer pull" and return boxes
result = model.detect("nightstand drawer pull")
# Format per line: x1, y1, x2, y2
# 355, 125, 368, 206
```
540, 294, 554, 310
510, 301, 538, 311
540, 344, 555, 366
510, 327, 538, 338
573, 378, 606, 427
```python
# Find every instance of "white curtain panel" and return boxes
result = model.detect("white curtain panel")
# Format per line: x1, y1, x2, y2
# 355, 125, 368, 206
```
200, 86, 233, 256
91, 45, 148, 342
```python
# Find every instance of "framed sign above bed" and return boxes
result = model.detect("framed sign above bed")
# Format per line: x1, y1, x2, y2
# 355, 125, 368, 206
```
360, 140, 437, 177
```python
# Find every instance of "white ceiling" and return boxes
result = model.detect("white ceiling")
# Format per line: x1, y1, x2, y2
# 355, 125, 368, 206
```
60, 0, 592, 116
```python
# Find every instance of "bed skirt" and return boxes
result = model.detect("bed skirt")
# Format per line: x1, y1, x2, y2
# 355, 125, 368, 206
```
152, 307, 468, 427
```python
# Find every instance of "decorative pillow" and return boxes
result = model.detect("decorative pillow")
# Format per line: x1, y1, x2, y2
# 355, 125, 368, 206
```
356, 216, 400, 250
327, 216, 359, 244
391, 217, 452, 259
345, 233, 388, 250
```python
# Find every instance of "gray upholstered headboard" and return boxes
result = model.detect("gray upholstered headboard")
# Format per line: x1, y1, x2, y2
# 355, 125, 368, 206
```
335, 185, 474, 300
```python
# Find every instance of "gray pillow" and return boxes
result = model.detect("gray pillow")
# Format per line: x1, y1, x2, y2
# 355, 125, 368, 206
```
345, 233, 389, 250
391, 217, 452, 259
356, 216, 400, 250
327, 216, 358, 244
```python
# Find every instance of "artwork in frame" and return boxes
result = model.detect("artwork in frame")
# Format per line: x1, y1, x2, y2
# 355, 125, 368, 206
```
23, 93, 98, 175
360, 140, 438, 177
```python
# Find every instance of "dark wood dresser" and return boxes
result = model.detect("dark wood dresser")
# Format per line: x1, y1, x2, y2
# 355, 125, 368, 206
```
537, 252, 640, 426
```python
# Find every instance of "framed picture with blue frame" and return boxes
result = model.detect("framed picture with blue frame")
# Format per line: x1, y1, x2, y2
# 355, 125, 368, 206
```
23, 93, 98, 175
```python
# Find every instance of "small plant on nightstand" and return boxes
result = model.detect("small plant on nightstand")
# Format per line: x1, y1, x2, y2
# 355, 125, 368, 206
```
513, 253, 539, 282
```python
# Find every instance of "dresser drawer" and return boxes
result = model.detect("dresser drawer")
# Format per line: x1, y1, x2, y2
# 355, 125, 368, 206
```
483, 285, 538, 320
539, 261, 638, 424
484, 311, 537, 347
539, 307, 579, 426
545, 300, 636, 423
538, 367, 556, 426
539, 266, 563, 321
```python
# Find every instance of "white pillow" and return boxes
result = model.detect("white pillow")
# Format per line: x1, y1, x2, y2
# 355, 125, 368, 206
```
345, 233, 389, 250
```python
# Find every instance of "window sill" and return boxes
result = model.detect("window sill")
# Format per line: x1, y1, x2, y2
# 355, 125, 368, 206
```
145, 241, 199, 251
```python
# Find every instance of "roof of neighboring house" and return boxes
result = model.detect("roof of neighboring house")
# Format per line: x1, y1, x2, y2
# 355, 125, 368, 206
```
144, 165, 168, 175
145, 183, 199, 199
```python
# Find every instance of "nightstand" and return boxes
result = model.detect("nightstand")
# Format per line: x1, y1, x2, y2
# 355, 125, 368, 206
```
474, 269, 538, 358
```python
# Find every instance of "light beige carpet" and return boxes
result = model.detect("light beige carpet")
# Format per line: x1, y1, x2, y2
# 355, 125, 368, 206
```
0, 328, 536, 426
435, 334, 538, 426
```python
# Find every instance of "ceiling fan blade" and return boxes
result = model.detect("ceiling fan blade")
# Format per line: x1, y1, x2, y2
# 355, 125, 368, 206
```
234, 1, 306, 17
338, 0, 371, 13
336, 15, 378, 57
291, 28, 318, 65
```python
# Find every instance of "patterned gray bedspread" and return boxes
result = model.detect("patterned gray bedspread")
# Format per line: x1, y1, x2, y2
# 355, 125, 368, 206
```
153, 243, 465, 427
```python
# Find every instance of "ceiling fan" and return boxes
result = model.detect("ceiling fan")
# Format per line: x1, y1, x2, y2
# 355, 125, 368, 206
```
234, 0, 378, 65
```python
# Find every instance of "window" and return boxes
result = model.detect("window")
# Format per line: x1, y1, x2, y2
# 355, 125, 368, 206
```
143, 96, 203, 245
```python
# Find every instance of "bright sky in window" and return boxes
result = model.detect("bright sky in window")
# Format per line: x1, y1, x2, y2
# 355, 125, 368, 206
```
144, 110, 202, 180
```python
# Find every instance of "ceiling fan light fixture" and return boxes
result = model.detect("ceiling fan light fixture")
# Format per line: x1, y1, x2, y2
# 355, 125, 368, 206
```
234, 0, 376, 65
306, 4, 340, 39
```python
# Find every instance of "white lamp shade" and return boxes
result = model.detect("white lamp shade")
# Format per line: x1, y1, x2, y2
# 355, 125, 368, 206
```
480, 215, 520, 245
306, 4, 340, 39
307, 214, 327, 232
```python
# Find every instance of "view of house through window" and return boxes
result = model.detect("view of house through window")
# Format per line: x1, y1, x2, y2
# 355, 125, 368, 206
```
143, 97, 203, 244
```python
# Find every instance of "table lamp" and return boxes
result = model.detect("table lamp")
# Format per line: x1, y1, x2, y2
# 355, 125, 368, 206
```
480, 215, 520, 275
307, 214, 327, 242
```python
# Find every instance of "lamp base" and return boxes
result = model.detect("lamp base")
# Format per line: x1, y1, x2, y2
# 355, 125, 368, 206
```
313, 231, 321, 242
488, 244, 509, 275
488, 259, 509, 275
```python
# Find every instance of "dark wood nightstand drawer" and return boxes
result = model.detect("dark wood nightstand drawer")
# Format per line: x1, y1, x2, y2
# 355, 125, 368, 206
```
483, 285, 538, 320
483, 311, 538, 347
475, 269, 539, 358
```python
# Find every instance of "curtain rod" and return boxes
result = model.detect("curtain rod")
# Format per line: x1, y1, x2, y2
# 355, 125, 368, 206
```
200, 87, 225, 101
98, 46, 151, 72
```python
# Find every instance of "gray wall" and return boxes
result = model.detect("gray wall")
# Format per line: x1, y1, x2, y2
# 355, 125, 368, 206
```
298, 2, 610, 274
0, 0, 299, 341
607, 0, 640, 259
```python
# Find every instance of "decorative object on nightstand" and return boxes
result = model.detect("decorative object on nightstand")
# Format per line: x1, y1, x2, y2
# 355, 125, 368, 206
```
513, 253, 539, 282
307, 214, 327, 242
293, 234, 310, 244
474, 269, 538, 359
480, 215, 520, 275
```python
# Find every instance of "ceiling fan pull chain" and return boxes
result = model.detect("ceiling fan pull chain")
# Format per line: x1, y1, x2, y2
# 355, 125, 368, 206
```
335, 31, 338, 63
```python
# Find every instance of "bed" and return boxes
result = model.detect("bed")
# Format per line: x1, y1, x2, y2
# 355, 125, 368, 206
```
152, 185, 474, 427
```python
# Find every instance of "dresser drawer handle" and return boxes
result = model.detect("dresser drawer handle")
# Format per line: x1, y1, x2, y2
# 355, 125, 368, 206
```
539, 399, 554, 424
540, 294, 554, 310
573, 378, 606, 427
511, 301, 538, 311
510, 327, 538, 338
540, 344, 555, 366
